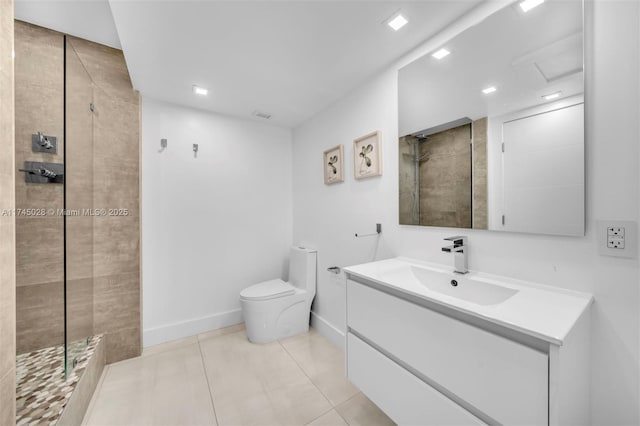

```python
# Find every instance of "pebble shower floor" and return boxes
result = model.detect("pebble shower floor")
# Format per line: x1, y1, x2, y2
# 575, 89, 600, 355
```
15, 335, 102, 426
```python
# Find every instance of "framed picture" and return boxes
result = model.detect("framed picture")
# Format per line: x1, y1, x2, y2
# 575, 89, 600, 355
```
353, 131, 382, 179
323, 144, 344, 185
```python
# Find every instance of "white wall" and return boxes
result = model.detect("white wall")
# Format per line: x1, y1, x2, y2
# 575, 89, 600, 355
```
292, 1, 639, 424
142, 97, 293, 346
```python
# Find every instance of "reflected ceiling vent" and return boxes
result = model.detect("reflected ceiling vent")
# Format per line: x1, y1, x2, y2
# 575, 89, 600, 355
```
511, 33, 583, 83
534, 53, 582, 82
252, 110, 272, 120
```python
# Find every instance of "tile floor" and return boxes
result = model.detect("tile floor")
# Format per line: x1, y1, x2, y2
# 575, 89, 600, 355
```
82, 325, 395, 426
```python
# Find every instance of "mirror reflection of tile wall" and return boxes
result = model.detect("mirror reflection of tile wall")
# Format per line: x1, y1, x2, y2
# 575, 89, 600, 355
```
399, 120, 487, 229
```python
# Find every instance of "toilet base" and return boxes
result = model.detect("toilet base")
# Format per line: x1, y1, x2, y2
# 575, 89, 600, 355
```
241, 293, 312, 344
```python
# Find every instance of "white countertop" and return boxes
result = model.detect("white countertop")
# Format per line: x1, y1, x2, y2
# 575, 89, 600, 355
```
343, 257, 593, 346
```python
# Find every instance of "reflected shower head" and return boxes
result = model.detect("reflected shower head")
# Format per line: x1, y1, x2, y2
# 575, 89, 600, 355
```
405, 134, 428, 146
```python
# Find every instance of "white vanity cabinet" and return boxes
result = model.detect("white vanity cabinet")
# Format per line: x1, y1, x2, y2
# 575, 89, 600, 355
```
344, 272, 592, 426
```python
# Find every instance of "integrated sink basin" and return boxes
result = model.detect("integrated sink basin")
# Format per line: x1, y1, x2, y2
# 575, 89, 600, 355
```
378, 264, 517, 306
412, 266, 517, 305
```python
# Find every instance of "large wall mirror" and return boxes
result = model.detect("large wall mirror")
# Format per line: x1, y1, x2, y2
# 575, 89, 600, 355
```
398, 0, 584, 236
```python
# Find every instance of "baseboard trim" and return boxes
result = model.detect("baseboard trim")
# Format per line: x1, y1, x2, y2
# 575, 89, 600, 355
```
143, 309, 243, 347
310, 311, 345, 351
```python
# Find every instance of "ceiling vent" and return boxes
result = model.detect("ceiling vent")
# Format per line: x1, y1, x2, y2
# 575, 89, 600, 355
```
252, 110, 272, 120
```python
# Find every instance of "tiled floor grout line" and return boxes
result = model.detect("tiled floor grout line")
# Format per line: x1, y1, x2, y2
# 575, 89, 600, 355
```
330, 406, 351, 426
196, 336, 221, 426
330, 392, 364, 426
277, 339, 346, 425
303, 405, 339, 426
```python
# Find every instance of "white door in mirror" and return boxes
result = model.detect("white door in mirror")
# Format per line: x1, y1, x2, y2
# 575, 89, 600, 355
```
502, 103, 584, 236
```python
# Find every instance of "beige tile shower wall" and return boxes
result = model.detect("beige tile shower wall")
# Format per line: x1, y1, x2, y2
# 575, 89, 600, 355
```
14, 21, 65, 354
0, 0, 16, 423
418, 124, 472, 228
13, 23, 140, 362
398, 135, 417, 225
67, 36, 141, 364
472, 118, 488, 229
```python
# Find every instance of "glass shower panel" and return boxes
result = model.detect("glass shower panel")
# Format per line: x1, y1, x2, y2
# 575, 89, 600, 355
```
64, 38, 95, 375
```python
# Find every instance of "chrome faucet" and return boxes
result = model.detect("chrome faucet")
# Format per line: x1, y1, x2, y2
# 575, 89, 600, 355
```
441, 236, 468, 274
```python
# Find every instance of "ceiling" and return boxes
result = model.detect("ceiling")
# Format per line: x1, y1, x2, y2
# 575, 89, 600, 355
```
15, 0, 485, 128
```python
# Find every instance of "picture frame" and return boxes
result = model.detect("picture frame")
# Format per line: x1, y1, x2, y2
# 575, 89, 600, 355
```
323, 144, 344, 185
353, 131, 382, 179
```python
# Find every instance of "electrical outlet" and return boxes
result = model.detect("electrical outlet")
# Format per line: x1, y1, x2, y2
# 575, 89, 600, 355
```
607, 237, 625, 249
607, 227, 625, 249
607, 227, 624, 237
597, 220, 637, 258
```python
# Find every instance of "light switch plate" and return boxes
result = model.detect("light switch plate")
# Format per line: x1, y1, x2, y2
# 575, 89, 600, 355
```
597, 220, 637, 258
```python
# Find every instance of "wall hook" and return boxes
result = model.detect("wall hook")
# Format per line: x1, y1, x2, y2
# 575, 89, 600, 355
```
193, 143, 199, 158
158, 138, 167, 153
355, 223, 382, 238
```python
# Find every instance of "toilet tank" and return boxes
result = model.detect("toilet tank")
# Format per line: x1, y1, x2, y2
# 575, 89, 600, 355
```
289, 246, 317, 293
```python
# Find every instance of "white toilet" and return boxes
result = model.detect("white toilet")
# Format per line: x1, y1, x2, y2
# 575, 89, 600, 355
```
240, 246, 317, 343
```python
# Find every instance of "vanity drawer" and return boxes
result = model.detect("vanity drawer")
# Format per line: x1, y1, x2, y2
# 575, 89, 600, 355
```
347, 279, 548, 425
348, 332, 486, 425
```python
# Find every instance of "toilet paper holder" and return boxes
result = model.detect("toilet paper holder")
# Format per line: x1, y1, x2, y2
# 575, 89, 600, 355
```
327, 266, 341, 274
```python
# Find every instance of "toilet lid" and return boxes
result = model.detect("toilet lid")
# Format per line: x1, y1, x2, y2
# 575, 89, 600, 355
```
240, 279, 296, 301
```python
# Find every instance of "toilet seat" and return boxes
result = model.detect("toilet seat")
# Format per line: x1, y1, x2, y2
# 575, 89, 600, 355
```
240, 279, 296, 301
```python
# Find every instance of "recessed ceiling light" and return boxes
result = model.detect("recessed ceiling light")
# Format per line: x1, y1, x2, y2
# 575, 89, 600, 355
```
519, 0, 544, 13
482, 86, 497, 94
388, 14, 408, 31
192, 85, 208, 96
432, 48, 450, 60
543, 91, 562, 100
